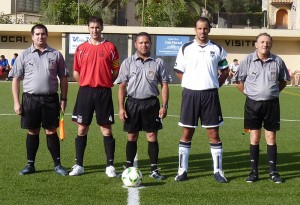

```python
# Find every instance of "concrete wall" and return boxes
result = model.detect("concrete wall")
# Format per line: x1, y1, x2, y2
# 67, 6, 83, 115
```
1, 0, 13, 14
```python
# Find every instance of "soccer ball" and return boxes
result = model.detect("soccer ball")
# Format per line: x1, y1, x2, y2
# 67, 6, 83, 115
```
122, 167, 143, 187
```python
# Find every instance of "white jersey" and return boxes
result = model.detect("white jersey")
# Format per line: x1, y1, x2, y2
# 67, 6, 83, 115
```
174, 39, 228, 90
230, 63, 239, 73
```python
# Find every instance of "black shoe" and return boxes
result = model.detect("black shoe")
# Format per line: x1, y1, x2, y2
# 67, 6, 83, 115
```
54, 165, 68, 176
149, 169, 165, 180
246, 170, 259, 182
269, 172, 283, 183
19, 165, 35, 175
214, 171, 228, 183
175, 168, 188, 181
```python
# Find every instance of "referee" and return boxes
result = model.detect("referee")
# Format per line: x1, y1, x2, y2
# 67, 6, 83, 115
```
116, 32, 169, 180
174, 17, 229, 183
9, 24, 68, 176
234, 33, 290, 183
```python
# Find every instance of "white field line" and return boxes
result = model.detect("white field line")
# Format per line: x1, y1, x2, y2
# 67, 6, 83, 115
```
126, 153, 140, 205
127, 187, 140, 205
133, 153, 138, 168
1, 113, 300, 122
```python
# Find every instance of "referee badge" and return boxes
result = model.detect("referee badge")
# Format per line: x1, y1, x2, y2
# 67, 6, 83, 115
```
210, 51, 215, 57
271, 72, 276, 81
147, 70, 155, 80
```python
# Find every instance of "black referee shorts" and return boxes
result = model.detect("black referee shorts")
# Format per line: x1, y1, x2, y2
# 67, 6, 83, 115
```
244, 97, 280, 131
179, 88, 224, 128
21, 93, 60, 129
124, 96, 162, 133
72, 86, 114, 126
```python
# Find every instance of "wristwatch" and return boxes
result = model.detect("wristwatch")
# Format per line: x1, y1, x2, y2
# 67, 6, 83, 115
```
161, 104, 168, 109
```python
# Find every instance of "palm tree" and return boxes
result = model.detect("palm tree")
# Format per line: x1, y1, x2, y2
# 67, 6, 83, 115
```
91, 0, 135, 24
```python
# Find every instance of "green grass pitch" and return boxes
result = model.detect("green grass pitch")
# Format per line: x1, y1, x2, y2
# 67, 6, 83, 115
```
0, 82, 299, 205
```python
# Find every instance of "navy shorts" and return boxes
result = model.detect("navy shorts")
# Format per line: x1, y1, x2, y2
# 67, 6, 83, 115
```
21, 93, 60, 129
244, 97, 280, 131
124, 96, 162, 132
72, 86, 115, 126
179, 88, 224, 128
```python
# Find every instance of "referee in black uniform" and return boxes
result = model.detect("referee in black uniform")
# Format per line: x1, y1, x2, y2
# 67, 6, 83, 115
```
234, 33, 290, 183
9, 24, 68, 176
116, 32, 169, 180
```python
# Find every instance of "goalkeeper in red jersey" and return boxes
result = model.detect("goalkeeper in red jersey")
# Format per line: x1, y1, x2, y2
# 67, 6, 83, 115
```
69, 16, 120, 177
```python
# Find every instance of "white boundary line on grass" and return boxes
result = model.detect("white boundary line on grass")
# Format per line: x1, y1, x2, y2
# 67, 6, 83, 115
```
127, 187, 140, 205
126, 153, 140, 205
1, 113, 300, 122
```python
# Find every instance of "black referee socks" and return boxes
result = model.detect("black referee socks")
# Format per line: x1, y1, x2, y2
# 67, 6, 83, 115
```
104, 136, 115, 166
46, 133, 61, 167
26, 133, 39, 167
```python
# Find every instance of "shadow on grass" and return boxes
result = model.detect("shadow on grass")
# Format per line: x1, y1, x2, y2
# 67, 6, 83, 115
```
141, 182, 166, 187
117, 150, 300, 182
37, 150, 299, 182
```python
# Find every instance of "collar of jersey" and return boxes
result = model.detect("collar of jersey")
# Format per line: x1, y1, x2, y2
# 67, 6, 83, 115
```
133, 52, 153, 62
88, 39, 106, 45
30, 44, 53, 53
194, 39, 211, 48
252, 51, 274, 62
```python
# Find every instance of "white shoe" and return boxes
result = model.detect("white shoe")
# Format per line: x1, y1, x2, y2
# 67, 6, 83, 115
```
69, 164, 84, 176
105, 165, 117, 177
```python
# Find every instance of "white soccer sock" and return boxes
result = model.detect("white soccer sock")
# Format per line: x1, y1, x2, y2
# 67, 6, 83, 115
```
210, 142, 223, 174
178, 141, 191, 173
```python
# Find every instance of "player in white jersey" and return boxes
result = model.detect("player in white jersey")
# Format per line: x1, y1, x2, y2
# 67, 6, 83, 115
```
174, 17, 229, 183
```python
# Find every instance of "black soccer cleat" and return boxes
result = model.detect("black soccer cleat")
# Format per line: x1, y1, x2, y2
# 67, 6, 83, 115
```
246, 170, 259, 182
269, 172, 283, 183
149, 169, 165, 180
19, 165, 35, 175
54, 165, 68, 176
214, 171, 228, 183
175, 168, 188, 181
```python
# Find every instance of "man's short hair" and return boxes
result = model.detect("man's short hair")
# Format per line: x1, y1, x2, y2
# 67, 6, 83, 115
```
31, 24, 48, 36
256, 33, 272, 42
87, 16, 103, 27
136, 32, 152, 43
195, 17, 212, 28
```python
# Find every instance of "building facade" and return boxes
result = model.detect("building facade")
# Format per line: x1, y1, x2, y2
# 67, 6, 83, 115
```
1, 24, 300, 83
263, 0, 300, 29
1, 0, 300, 29
1, 0, 41, 23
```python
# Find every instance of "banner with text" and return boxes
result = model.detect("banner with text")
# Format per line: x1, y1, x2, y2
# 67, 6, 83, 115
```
156, 36, 190, 56
69, 34, 90, 54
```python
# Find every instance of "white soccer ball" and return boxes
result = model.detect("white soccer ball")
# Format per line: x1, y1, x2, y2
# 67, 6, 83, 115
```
122, 167, 143, 187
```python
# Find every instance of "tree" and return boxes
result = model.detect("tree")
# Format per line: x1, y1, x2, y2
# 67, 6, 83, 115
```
39, 0, 117, 25
90, 0, 117, 24
134, 0, 194, 27
40, 0, 75, 25
222, 0, 261, 13
134, 0, 224, 27
38, 0, 262, 26
0, 12, 14, 24
0, 13, 24, 24
90, 0, 129, 24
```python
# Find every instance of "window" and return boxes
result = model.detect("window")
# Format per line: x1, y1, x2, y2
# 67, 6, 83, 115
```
18, 0, 40, 13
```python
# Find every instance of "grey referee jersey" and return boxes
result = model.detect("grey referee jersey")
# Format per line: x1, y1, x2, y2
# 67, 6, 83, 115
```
234, 52, 290, 101
9, 44, 67, 94
115, 53, 169, 99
